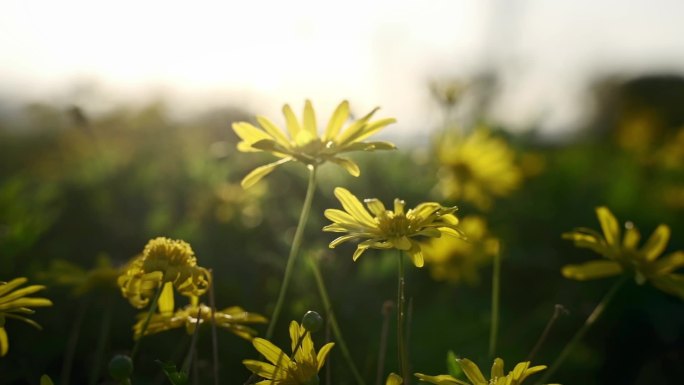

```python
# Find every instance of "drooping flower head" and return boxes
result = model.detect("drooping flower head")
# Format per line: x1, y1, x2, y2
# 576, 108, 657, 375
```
118, 237, 211, 309
133, 297, 267, 341
415, 357, 547, 385
232, 100, 396, 188
0, 277, 53, 356
436, 128, 522, 211
422, 216, 499, 285
562, 207, 684, 299
243, 320, 334, 385
323, 187, 464, 267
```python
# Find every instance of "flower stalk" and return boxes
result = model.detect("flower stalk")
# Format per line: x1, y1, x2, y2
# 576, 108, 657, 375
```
489, 245, 501, 358
397, 251, 409, 383
130, 283, 163, 360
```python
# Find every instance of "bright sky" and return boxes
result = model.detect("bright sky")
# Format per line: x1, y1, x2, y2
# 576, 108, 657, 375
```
1, 0, 684, 135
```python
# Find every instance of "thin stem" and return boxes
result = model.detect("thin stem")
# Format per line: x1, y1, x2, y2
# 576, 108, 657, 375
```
536, 276, 627, 384
62, 297, 89, 385
89, 295, 113, 385
309, 256, 367, 385
397, 252, 409, 383
375, 301, 393, 385
131, 283, 164, 360
208, 270, 219, 385
526, 304, 568, 362
489, 246, 501, 358
182, 308, 202, 375
265, 166, 318, 339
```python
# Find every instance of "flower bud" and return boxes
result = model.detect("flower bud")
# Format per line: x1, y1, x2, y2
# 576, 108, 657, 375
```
109, 354, 134, 380
301, 310, 323, 333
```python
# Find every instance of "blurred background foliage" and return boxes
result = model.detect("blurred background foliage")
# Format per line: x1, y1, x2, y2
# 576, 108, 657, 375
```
1, 73, 683, 385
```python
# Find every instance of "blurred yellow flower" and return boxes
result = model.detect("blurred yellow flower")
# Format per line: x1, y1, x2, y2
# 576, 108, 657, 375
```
436, 128, 522, 211
243, 320, 334, 385
0, 277, 53, 356
415, 357, 547, 385
562, 207, 684, 299
386, 373, 403, 385
118, 237, 211, 310
232, 100, 396, 188
133, 297, 267, 341
422, 216, 499, 285
38, 255, 120, 296
323, 187, 464, 267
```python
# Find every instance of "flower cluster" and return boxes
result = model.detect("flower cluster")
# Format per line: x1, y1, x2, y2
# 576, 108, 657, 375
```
563, 207, 684, 299
323, 187, 464, 267
416, 357, 547, 385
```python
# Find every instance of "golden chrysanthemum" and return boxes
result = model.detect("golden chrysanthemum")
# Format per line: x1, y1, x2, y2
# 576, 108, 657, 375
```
243, 320, 334, 385
422, 216, 499, 285
0, 277, 53, 357
323, 187, 464, 267
415, 357, 548, 385
133, 297, 267, 341
118, 237, 211, 309
437, 128, 522, 211
562, 207, 684, 299
232, 100, 396, 188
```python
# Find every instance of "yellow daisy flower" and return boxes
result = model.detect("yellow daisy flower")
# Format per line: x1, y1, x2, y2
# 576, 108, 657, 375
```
38, 255, 120, 296
415, 357, 547, 385
0, 277, 53, 357
562, 207, 684, 299
232, 100, 396, 188
323, 187, 464, 267
118, 237, 211, 310
133, 297, 267, 340
436, 128, 522, 211
242, 320, 334, 385
421, 216, 499, 285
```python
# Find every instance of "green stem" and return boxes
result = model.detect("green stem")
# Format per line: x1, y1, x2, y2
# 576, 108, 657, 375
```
265, 166, 317, 339
397, 252, 409, 383
489, 247, 501, 359
89, 296, 113, 385
131, 283, 164, 361
208, 270, 219, 385
536, 276, 627, 384
308, 256, 367, 385
62, 297, 89, 385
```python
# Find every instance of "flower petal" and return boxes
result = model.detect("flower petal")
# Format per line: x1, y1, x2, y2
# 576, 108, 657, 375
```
334, 107, 378, 145
256, 116, 291, 145
242, 359, 288, 380
329, 234, 360, 248
650, 274, 684, 300
158, 282, 175, 316
333, 188, 377, 228
232, 122, 272, 152
282, 104, 301, 139
652, 251, 684, 275
407, 243, 425, 268
316, 342, 335, 370
385, 373, 403, 385
241, 158, 292, 189
329, 157, 361, 177
352, 245, 369, 261
596, 207, 620, 247
458, 358, 487, 385
324, 101, 350, 141
302, 100, 318, 137
491, 357, 504, 379
0, 278, 28, 297
561, 260, 623, 280
414, 373, 468, 385
252, 338, 292, 367
364, 198, 387, 217
641, 224, 670, 262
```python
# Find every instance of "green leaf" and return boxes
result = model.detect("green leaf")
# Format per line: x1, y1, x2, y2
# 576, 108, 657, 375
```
155, 360, 189, 385
446, 351, 463, 378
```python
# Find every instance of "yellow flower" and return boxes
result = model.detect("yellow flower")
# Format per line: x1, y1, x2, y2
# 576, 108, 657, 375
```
422, 216, 499, 285
0, 277, 53, 357
133, 297, 267, 340
243, 320, 334, 385
562, 207, 684, 299
38, 255, 120, 296
232, 100, 396, 188
415, 357, 547, 385
386, 373, 403, 385
118, 237, 211, 310
436, 128, 522, 211
323, 187, 464, 267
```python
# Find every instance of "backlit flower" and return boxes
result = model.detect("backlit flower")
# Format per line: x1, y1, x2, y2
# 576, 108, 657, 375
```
323, 187, 464, 267
436, 128, 522, 211
243, 320, 334, 385
422, 216, 499, 285
118, 237, 211, 309
232, 100, 396, 188
133, 297, 267, 340
415, 357, 547, 385
0, 277, 53, 357
562, 207, 684, 299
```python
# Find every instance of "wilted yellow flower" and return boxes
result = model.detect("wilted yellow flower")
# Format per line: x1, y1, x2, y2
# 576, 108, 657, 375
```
118, 237, 211, 309
422, 216, 499, 285
0, 277, 53, 356
38, 255, 120, 296
232, 100, 396, 188
415, 357, 547, 385
436, 128, 522, 210
562, 207, 684, 299
243, 320, 334, 385
323, 187, 464, 267
133, 297, 267, 340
